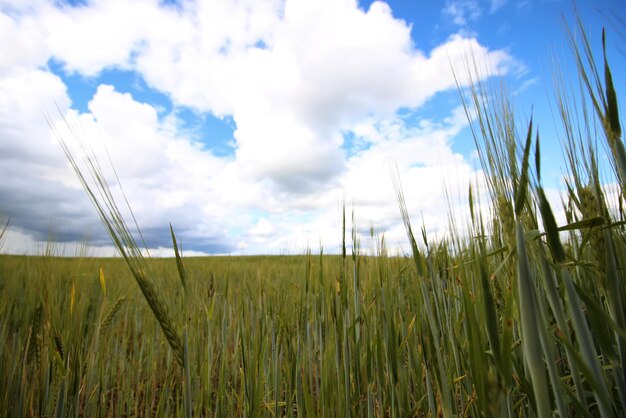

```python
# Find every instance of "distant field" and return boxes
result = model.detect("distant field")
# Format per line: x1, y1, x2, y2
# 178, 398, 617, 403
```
0, 253, 426, 416
1, 216, 625, 417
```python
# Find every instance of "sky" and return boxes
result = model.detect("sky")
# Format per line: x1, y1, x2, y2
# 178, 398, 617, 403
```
0, 0, 625, 256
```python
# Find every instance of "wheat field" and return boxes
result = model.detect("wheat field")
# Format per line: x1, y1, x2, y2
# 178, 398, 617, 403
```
1, 19, 625, 418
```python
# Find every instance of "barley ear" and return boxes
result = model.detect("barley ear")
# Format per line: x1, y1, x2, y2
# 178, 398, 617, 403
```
99, 297, 127, 338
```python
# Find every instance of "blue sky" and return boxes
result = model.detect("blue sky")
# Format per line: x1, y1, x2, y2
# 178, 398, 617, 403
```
0, 0, 624, 256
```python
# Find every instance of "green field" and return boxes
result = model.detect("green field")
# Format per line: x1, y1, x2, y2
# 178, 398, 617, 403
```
2, 21, 626, 418
1, 212, 625, 417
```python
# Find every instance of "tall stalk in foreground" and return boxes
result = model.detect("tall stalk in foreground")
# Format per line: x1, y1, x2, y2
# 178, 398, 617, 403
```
437, 22, 625, 416
48, 117, 186, 369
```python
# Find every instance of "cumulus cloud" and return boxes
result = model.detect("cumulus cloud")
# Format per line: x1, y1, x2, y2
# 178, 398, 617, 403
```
4, 0, 512, 193
0, 0, 520, 255
0, 68, 96, 240
340, 106, 477, 235
66, 85, 236, 252
0, 70, 234, 253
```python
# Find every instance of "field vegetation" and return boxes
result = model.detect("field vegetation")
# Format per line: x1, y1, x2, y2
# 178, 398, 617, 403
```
1, 18, 625, 417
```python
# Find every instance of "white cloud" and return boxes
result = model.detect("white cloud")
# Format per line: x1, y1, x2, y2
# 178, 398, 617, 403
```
110, 0, 513, 193
250, 218, 275, 237
0, 0, 521, 255
0, 68, 100, 241
0, 69, 235, 252
0, 12, 48, 75
44, 1, 165, 76
340, 106, 476, 235
443, 0, 482, 26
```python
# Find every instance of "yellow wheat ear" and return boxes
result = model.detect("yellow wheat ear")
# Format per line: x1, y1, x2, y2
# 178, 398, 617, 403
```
70, 282, 75, 316
99, 267, 107, 297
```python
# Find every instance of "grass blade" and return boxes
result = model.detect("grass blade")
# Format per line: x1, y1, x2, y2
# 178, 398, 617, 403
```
516, 221, 551, 418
